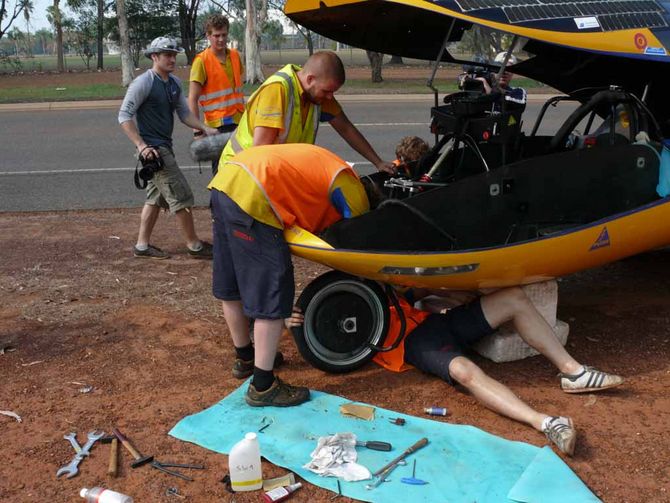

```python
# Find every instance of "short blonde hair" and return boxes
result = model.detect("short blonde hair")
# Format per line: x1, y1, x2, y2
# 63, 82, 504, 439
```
395, 136, 429, 163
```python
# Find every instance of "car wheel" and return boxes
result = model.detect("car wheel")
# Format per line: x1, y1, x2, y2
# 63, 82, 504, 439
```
291, 271, 389, 373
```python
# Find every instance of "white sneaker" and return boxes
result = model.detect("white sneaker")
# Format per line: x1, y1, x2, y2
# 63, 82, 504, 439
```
543, 416, 577, 456
560, 365, 624, 393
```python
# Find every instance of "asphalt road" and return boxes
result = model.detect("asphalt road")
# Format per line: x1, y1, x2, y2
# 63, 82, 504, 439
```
0, 96, 575, 212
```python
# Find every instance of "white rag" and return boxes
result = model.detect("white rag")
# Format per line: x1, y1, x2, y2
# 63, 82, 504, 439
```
303, 433, 371, 481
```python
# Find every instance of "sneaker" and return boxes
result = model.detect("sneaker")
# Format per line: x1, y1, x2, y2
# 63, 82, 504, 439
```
245, 377, 310, 407
560, 365, 624, 393
543, 416, 577, 456
188, 241, 213, 259
232, 352, 285, 379
133, 244, 170, 260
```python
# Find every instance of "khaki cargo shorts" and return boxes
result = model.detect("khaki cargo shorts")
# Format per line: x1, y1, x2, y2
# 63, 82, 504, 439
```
145, 146, 194, 214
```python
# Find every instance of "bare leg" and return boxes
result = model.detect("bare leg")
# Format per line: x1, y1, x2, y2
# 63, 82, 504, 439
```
252, 319, 284, 370
480, 287, 582, 375
221, 300, 251, 347
136, 203, 161, 247
449, 356, 548, 431
175, 208, 200, 249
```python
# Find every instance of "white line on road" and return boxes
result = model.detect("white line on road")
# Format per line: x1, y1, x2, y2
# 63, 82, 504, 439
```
0, 161, 374, 176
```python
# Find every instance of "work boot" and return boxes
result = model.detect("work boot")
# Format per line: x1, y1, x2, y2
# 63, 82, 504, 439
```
560, 366, 624, 393
133, 244, 170, 260
245, 377, 310, 407
543, 416, 577, 456
232, 352, 285, 379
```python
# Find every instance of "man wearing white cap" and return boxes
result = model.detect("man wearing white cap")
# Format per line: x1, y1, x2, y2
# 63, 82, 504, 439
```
119, 36, 218, 259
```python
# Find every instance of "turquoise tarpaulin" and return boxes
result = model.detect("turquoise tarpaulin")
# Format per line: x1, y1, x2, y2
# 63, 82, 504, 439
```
169, 382, 600, 502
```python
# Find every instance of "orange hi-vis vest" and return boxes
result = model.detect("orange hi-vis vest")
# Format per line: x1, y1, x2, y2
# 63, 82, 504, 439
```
195, 48, 244, 126
373, 297, 431, 373
220, 144, 362, 233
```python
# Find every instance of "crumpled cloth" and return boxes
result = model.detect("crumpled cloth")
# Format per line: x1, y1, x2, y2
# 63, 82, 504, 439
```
303, 433, 371, 481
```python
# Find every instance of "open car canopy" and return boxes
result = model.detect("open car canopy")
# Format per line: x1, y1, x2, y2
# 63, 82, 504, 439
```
285, 0, 670, 129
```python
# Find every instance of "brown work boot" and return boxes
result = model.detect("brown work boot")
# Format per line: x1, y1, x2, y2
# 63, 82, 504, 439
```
245, 377, 310, 407
232, 352, 285, 379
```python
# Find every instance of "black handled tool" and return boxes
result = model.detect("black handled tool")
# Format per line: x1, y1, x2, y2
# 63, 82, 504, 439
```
356, 440, 392, 451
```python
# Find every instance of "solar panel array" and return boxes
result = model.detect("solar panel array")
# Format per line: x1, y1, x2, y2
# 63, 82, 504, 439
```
453, 0, 668, 30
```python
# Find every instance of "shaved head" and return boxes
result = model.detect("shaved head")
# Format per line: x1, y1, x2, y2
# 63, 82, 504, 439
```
302, 51, 346, 86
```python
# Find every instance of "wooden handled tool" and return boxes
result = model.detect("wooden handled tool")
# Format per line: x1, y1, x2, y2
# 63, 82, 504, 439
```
107, 437, 119, 477
372, 437, 428, 477
112, 427, 154, 468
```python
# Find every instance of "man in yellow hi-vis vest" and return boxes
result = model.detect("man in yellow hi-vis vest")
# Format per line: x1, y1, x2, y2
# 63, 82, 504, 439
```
219, 51, 396, 175
189, 14, 245, 174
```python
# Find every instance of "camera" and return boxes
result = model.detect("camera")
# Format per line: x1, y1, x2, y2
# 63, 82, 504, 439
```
138, 152, 164, 182
458, 64, 495, 93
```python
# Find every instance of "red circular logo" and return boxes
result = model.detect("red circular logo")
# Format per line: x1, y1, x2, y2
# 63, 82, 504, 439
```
634, 33, 648, 50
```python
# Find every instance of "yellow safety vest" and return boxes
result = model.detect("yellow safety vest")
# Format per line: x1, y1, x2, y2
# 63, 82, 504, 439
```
220, 64, 320, 163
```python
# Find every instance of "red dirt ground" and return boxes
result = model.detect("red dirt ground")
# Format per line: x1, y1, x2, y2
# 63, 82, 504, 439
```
0, 209, 669, 503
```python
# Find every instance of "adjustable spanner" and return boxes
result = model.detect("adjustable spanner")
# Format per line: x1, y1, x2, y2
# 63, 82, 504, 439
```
56, 430, 105, 479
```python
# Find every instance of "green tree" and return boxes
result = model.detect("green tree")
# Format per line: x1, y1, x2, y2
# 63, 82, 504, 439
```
22, 0, 33, 56
67, 2, 96, 68
177, 0, 201, 64
0, 0, 30, 40
262, 17, 282, 51
108, 0, 178, 67
7, 26, 24, 54
34, 27, 53, 54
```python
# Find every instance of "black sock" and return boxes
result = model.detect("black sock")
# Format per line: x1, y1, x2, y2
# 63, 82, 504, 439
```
235, 343, 254, 362
252, 367, 274, 392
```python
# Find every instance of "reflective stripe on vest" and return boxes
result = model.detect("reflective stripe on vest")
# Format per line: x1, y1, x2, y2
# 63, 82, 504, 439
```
223, 65, 320, 160
196, 48, 244, 125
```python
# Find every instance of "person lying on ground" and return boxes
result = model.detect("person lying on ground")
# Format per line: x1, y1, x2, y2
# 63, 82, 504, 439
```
208, 143, 373, 407
285, 286, 624, 456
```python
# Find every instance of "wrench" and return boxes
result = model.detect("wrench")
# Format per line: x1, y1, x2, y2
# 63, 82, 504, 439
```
56, 430, 105, 479
63, 432, 88, 457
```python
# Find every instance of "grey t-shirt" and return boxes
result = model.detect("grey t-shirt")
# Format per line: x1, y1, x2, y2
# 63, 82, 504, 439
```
118, 70, 190, 148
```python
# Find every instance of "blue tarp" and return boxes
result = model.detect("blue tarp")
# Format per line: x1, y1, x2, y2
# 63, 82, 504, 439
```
169, 383, 600, 502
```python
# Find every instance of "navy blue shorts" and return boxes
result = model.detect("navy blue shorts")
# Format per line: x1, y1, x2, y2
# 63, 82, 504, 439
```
211, 190, 294, 319
404, 299, 494, 385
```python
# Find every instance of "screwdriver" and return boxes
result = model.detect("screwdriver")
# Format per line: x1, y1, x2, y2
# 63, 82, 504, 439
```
356, 440, 392, 451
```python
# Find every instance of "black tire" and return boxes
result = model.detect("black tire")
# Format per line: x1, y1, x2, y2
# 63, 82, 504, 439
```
291, 271, 389, 373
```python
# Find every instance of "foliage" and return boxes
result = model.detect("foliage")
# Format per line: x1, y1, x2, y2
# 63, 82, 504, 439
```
66, 2, 97, 69
0, 0, 30, 40
0, 49, 22, 69
107, 0, 179, 67
458, 25, 512, 62
262, 17, 282, 49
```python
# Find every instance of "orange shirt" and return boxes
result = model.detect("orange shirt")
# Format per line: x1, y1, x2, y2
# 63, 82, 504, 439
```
373, 298, 430, 373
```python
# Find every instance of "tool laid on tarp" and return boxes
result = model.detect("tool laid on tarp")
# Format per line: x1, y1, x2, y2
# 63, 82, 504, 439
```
401, 459, 428, 485
329, 433, 392, 451
366, 437, 429, 490
113, 428, 205, 481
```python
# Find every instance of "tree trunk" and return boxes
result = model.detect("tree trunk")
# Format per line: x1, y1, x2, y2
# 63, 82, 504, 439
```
177, 0, 199, 65
53, 0, 64, 72
115, 0, 134, 86
366, 50, 383, 83
306, 32, 313, 55
244, 0, 265, 83
388, 54, 403, 65
96, 0, 103, 70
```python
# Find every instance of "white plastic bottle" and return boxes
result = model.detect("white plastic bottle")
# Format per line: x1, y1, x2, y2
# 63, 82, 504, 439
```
228, 432, 263, 491
80, 487, 133, 503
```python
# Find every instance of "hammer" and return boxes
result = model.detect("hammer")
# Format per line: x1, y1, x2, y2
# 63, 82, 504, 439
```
112, 427, 154, 468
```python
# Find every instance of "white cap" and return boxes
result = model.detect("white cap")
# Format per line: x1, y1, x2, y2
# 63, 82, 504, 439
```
494, 51, 518, 65
80, 488, 89, 498
245, 432, 257, 441
144, 36, 184, 59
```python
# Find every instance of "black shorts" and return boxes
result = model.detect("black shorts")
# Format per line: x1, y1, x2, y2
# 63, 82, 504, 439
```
403, 299, 494, 385
211, 190, 294, 319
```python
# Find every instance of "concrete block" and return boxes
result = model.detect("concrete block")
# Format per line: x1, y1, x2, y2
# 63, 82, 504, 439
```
473, 319, 570, 363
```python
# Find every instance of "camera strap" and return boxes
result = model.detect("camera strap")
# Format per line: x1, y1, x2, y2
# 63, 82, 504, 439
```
134, 158, 148, 190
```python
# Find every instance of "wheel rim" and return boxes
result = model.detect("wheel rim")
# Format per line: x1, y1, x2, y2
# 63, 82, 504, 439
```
303, 279, 386, 368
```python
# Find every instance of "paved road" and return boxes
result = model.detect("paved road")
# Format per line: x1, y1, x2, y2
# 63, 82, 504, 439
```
0, 96, 576, 212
